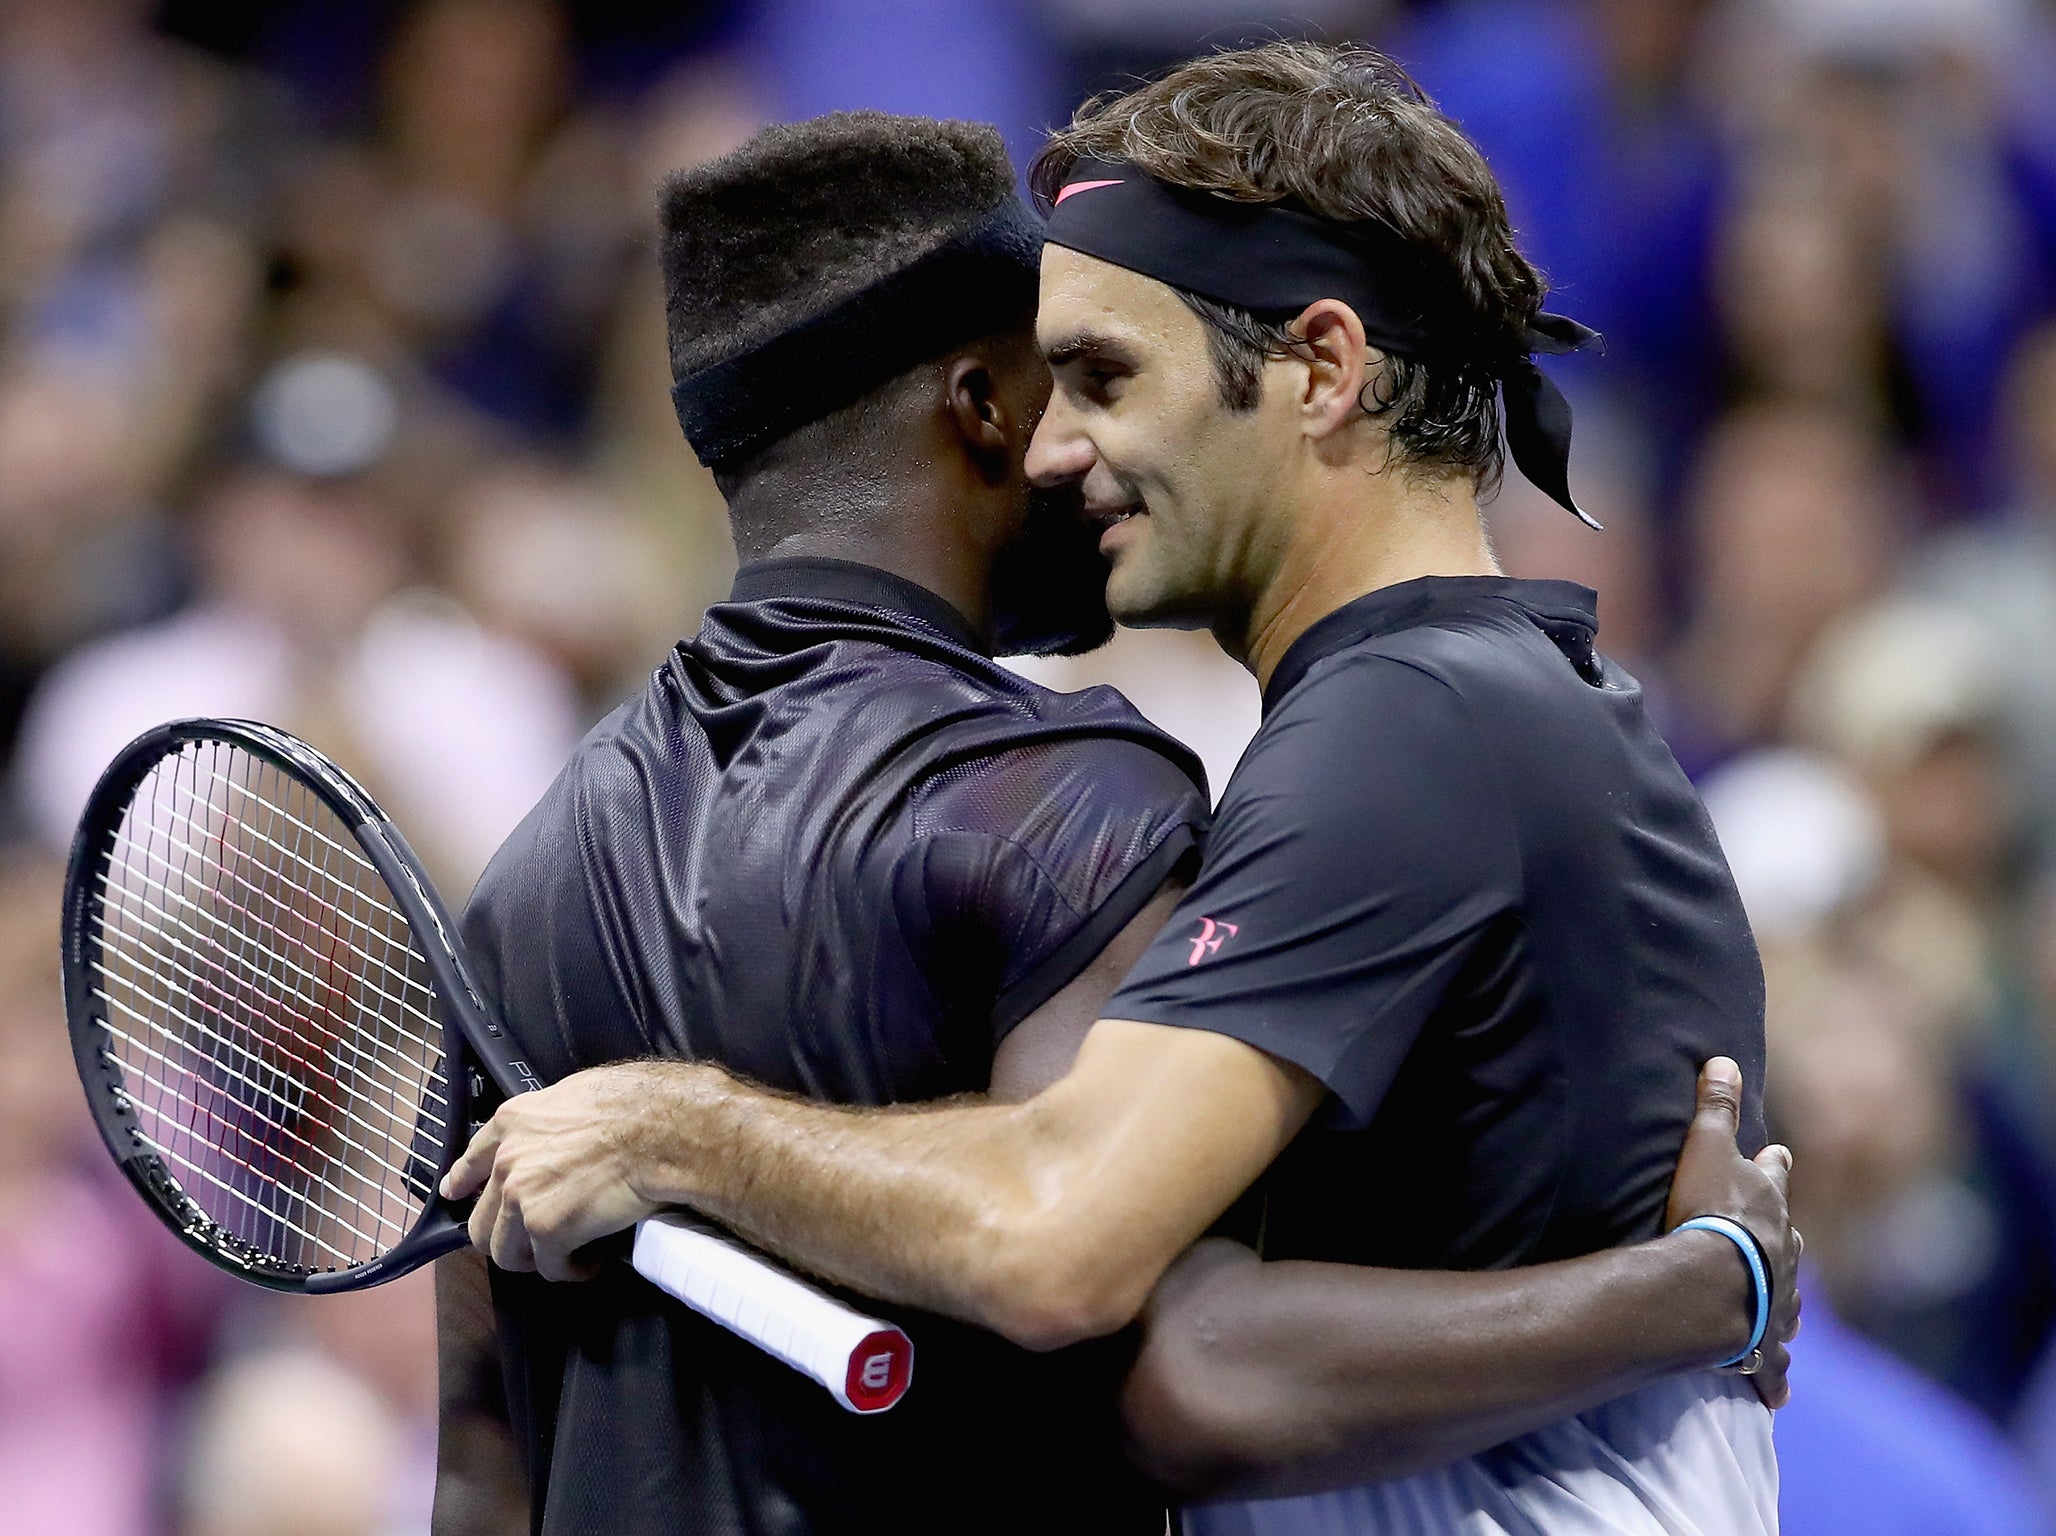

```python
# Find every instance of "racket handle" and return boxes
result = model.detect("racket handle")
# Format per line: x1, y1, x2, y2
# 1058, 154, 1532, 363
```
629, 1215, 913, 1413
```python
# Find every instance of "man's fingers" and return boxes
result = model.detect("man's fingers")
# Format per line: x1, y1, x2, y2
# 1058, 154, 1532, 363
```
1752, 1143, 1792, 1201
466, 1172, 502, 1257
533, 1242, 570, 1283
1771, 1280, 1801, 1343
1692, 1057, 1744, 1140
533, 1233, 601, 1284
442, 1119, 502, 1201
490, 1188, 537, 1273
1750, 1341, 1791, 1410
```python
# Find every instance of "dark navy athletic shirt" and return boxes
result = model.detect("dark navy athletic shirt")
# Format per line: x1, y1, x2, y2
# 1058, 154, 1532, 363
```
462, 559, 1207, 1536
1108, 575, 1767, 1272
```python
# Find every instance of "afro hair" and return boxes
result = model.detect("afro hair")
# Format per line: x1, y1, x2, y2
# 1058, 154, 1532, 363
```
662, 111, 1029, 382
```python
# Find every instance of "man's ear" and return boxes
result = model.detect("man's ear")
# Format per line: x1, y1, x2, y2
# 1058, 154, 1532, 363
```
946, 356, 1012, 479
1290, 299, 1373, 440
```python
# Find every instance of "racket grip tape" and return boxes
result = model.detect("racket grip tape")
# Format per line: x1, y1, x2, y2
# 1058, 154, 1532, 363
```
629, 1215, 913, 1413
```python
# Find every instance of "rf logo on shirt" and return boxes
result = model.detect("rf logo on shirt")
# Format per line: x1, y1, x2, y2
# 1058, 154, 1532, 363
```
1187, 917, 1238, 966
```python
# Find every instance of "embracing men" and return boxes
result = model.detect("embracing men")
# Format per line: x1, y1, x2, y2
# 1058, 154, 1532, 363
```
438, 41, 1792, 1536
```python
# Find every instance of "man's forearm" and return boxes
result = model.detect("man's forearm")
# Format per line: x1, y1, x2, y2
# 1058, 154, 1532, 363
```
447, 1021, 1321, 1347
618, 1061, 1086, 1341
1124, 1230, 1751, 1500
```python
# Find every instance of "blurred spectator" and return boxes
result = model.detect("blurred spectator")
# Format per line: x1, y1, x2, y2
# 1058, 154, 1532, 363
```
179, 1349, 409, 1536
1715, 161, 1893, 432
1730, 598, 2056, 1418
271, 0, 633, 442
1394, 0, 1730, 493
9, 438, 581, 889
177, 1276, 440, 1536
586, 51, 766, 629
1700, 748, 1882, 944
1787, 600, 2015, 911
0, 855, 224, 1536
442, 460, 680, 716
1914, 320, 2056, 864
0, 0, 284, 337
1667, 405, 1903, 773
1729, 0, 2056, 508
0, 360, 183, 785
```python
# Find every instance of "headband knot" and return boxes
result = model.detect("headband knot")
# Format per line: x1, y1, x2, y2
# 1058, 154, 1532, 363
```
1044, 162, 1603, 527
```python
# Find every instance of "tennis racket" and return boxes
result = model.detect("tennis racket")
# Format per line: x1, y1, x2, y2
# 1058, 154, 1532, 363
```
61, 718, 913, 1414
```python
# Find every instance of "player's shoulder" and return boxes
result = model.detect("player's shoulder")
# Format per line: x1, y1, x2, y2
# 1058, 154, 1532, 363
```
468, 686, 656, 891
1277, 583, 1612, 737
906, 679, 1207, 835
896, 693, 1209, 969
1254, 640, 1480, 777
1221, 639, 1512, 847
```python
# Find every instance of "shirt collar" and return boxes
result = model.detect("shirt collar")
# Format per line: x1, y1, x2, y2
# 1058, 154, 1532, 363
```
728, 558, 986, 654
1263, 575, 1599, 713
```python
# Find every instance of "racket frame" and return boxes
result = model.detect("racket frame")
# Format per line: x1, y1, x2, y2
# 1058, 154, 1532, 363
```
63, 717, 533, 1294
64, 717, 915, 1413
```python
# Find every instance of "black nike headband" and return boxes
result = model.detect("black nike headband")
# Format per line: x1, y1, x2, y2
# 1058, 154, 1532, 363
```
1042, 161, 1602, 526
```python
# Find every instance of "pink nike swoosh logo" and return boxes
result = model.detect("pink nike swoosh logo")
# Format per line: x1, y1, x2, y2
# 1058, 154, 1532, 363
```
1054, 179, 1123, 205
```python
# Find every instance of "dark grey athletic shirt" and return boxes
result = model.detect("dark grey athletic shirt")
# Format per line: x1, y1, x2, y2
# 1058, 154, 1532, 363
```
1108, 575, 1767, 1272
462, 559, 1207, 1536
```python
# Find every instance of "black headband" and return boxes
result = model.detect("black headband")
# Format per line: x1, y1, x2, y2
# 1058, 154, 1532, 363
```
672, 195, 1044, 467
1043, 161, 1602, 525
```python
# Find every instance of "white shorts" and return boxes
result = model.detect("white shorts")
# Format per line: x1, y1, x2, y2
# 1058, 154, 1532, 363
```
1182, 1371, 1778, 1536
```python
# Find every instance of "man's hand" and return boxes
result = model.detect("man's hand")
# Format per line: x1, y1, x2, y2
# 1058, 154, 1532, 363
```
1663, 1057, 1801, 1407
440, 1063, 669, 1281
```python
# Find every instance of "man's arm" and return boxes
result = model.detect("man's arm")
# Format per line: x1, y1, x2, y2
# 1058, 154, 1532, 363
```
444, 1009, 1324, 1348
445, 1003, 1797, 1498
995, 910, 1800, 1494
1122, 1059, 1799, 1499
441, 662, 1501, 1342
987, 878, 1187, 1103
992, 906, 1799, 1496
446, 940, 1793, 1396
431, 1249, 529, 1536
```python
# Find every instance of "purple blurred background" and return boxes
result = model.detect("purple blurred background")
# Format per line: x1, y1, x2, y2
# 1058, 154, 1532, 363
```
5, 2, 2056, 1532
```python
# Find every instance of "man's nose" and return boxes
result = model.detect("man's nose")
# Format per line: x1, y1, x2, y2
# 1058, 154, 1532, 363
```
1025, 396, 1094, 488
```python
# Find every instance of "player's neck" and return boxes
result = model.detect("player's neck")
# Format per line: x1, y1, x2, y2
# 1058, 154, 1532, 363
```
749, 488, 995, 644
1236, 466, 1498, 690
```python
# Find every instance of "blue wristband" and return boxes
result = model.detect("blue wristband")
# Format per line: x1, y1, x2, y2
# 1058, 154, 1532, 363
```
1674, 1215, 1772, 1369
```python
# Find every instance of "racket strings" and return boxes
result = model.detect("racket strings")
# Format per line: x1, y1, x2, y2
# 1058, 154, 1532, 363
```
87, 738, 451, 1274
96, 834, 446, 1102
125, 789, 441, 1027
87, 1008, 399, 1256
96, 787, 444, 1136
93, 973, 426, 1202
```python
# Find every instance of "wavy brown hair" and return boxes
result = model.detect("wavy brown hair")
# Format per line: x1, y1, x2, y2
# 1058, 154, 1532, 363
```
1031, 41, 1545, 490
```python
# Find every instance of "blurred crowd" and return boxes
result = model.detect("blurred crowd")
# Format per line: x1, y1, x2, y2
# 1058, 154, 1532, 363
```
4, 0, 2056, 1532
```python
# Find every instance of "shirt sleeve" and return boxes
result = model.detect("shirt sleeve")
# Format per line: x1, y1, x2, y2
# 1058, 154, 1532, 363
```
1104, 654, 1519, 1126
459, 769, 649, 1090
894, 735, 1209, 1046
